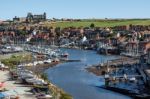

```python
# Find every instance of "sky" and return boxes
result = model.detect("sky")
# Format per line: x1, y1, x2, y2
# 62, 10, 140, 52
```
0, 0, 150, 20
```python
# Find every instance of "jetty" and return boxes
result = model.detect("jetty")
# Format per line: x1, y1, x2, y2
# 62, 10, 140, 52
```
86, 56, 139, 76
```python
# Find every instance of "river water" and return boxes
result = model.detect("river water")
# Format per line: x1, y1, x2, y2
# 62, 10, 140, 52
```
45, 49, 131, 99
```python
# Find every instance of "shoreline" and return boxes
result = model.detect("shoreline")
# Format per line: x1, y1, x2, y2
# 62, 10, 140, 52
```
85, 55, 150, 98
25, 61, 60, 74
100, 86, 150, 99
0, 48, 141, 99
25, 59, 81, 74
86, 56, 139, 76
0, 52, 73, 99
0, 70, 36, 99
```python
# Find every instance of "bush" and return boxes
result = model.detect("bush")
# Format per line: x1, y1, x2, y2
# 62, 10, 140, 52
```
90, 23, 95, 28
1, 55, 23, 68
60, 93, 72, 99
41, 73, 48, 81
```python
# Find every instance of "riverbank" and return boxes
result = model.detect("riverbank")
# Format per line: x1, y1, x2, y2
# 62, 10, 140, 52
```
0, 52, 73, 99
25, 62, 60, 74
100, 86, 150, 99
44, 48, 132, 99
0, 70, 36, 99
86, 56, 139, 76
100, 63, 150, 99
85, 54, 150, 98
24, 60, 73, 99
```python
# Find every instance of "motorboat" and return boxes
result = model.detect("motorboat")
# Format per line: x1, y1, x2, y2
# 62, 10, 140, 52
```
33, 79, 47, 85
36, 94, 52, 99
60, 52, 69, 58
25, 77, 39, 84
44, 59, 52, 64
19, 72, 34, 79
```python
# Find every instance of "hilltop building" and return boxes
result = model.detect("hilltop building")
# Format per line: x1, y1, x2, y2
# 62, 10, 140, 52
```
13, 12, 47, 23
26, 12, 46, 22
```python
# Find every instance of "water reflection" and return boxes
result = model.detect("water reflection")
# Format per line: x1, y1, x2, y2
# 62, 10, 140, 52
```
46, 49, 131, 99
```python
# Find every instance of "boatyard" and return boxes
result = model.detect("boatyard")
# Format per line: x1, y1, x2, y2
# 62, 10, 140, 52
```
0, 45, 72, 99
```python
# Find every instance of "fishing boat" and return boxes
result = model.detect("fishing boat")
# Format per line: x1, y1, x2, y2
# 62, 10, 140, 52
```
19, 72, 34, 79
26, 77, 47, 85
33, 79, 48, 85
36, 94, 52, 99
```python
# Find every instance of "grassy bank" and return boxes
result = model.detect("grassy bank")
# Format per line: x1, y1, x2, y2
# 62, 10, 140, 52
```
45, 19, 150, 28
0, 53, 32, 69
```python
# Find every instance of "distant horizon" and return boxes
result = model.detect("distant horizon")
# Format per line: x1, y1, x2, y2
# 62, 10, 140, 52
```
1, 14, 150, 21
1, 12, 150, 21
0, 0, 150, 20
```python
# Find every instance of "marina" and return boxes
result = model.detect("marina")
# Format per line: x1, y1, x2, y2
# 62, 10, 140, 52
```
45, 48, 131, 99
0, 43, 150, 99
1, 2, 150, 98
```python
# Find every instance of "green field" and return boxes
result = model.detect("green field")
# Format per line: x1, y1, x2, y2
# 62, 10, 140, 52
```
46, 19, 150, 28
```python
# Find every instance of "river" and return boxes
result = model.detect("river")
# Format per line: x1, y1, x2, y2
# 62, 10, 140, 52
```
45, 48, 131, 99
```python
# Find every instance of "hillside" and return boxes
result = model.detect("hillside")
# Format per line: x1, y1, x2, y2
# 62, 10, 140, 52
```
44, 19, 150, 28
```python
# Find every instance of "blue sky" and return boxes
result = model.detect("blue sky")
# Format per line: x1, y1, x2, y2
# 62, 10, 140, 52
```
0, 0, 149, 20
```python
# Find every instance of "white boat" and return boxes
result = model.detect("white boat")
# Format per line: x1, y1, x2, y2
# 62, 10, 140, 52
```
129, 77, 136, 82
60, 52, 69, 58
25, 77, 39, 84
33, 79, 47, 85
44, 59, 52, 63
19, 73, 34, 79
36, 94, 52, 99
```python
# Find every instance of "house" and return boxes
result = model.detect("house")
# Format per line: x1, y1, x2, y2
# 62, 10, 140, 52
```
139, 41, 150, 54
112, 25, 129, 31
143, 31, 150, 41
122, 40, 150, 57
19, 17, 26, 22
144, 69, 150, 87
147, 49, 150, 64
13, 16, 20, 22
85, 29, 97, 40
125, 41, 138, 54
129, 25, 150, 31
139, 48, 150, 87
109, 38, 119, 46
0, 34, 2, 44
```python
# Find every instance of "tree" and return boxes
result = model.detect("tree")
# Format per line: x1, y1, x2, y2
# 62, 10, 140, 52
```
19, 30, 26, 36
55, 27, 61, 37
90, 23, 95, 28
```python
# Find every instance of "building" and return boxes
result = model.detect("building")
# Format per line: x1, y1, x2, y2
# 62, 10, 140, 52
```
122, 40, 150, 58
147, 49, 150, 64
19, 17, 26, 22
26, 12, 46, 22
13, 12, 47, 23
13, 16, 20, 22
138, 41, 150, 54
112, 25, 130, 31
129, 25, 150, 31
